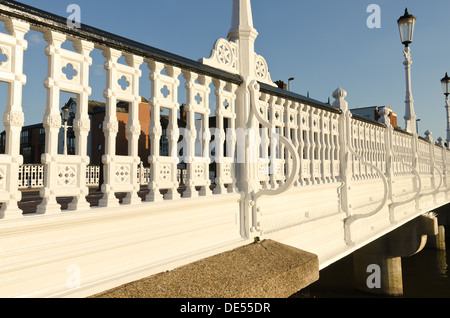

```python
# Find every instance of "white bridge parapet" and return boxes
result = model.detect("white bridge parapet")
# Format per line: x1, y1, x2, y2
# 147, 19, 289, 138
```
0, 0, 449, 297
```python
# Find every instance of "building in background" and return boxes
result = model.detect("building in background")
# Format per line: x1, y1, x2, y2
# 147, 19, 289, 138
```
0, 98, 167, 165
350, 106, 398, 127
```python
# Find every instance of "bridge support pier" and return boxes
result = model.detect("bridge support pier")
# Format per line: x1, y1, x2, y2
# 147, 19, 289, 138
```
353, 214, 438, 296
426, 225, 446, 250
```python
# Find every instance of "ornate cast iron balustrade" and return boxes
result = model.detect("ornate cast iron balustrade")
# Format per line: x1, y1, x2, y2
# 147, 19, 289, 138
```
0, 0, 448, 236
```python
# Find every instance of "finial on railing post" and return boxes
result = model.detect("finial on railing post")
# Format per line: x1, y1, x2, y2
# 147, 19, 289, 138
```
378, 107, 391, 126
437, 137, 444, 147
332, 87, 348, 111
425, 130, 433, 142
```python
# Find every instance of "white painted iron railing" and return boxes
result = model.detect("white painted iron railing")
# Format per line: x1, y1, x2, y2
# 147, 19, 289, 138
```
0, 0, 448, 244
18, 164, 189, 189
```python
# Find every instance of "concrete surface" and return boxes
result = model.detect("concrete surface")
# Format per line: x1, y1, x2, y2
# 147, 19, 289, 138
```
91, 239, 319, 298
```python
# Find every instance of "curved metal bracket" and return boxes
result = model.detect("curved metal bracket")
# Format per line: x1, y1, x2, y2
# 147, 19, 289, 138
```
248, 80, 300, 232
344, 142, 389, 227
389, 143, 422, 209
417, 160, 443, 199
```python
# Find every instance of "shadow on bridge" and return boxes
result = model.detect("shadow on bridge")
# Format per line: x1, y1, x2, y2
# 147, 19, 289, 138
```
12, 186, 196, 214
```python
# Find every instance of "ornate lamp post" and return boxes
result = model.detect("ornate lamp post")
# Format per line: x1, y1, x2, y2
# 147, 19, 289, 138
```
441, 72, 450, 148
61, 104, 71, 155
397, 8, 417, 134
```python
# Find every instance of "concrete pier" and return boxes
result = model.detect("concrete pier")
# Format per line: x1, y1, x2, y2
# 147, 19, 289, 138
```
427, 225, 446, 250
353, 214, 438, 296
91, 240, 319, 298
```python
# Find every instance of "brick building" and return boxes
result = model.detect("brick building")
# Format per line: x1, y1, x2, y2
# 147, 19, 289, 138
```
0, 97, 171, 165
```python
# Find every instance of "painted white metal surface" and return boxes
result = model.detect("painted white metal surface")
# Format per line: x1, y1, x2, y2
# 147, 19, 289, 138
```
0, 0, 449, 297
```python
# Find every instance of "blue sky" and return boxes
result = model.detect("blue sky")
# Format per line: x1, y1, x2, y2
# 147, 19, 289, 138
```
7, 0, 450, 140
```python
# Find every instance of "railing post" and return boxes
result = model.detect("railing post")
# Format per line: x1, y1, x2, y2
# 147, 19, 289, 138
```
378, 107, 394, 222
212, 79, 237, 194
180, 71, 212, 198
437, 137, 448, 198
425, 130, 437, 199
122, 53, 144, 205
0, 18, 29, 219
333, 88, 352, 218
37, 30, 67, 214
98, 47, 122, 207
68, 39, 94, 210
146, 61, 181, 202
37, 31, 95, 214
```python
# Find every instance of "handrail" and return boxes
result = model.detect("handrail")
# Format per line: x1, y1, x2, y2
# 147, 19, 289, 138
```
0, 0, 243, 86
258, 81, 341, 114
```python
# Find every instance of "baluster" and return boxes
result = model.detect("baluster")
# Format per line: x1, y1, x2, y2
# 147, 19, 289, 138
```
147, 61, 164, 201
330, 113, 336, 182
303, 104, 312, 185
257, 93, 269, 189
309, 109, 317, 185
164, 65, 182, 199
147, 61, 181, 201
281, 99, 288, 183
324, 110, 330, 183
0, 19, 29, 218
37, 30, 67, 214
290, 103, 299, 186
36, 30, 95, 213
69, 39, 94, 210
182, 70, 212, 197
98, 47, 121, 207
350, 120, 357, 180
212, 79, 237, 194
267, 95, 275, 188
123, 53, 143, 204
98, 49, 143, 206
318, 109, 325, 184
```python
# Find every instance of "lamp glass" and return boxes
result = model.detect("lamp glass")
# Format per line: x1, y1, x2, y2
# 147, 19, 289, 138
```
398, 9, 416, 46
441, 73, 450, 96
61, 106, 70, 121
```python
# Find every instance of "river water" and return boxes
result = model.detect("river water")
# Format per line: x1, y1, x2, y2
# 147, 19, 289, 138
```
291, 226, 450, 298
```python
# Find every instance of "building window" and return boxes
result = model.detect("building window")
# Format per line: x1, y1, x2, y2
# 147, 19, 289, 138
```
39, 127, 45, 144
0, 132, 5, 154
20, 130, 29, 144
160, 128, 169, 156
22, 146, 32, 164
68, 135, 76, 155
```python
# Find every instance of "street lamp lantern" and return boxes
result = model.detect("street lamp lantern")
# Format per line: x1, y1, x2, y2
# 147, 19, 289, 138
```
61, 104, 70, 122
441, 72, 450, 96
397, 8, 416, 47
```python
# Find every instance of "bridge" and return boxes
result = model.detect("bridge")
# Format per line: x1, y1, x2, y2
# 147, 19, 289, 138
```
0, 0, 448, 298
